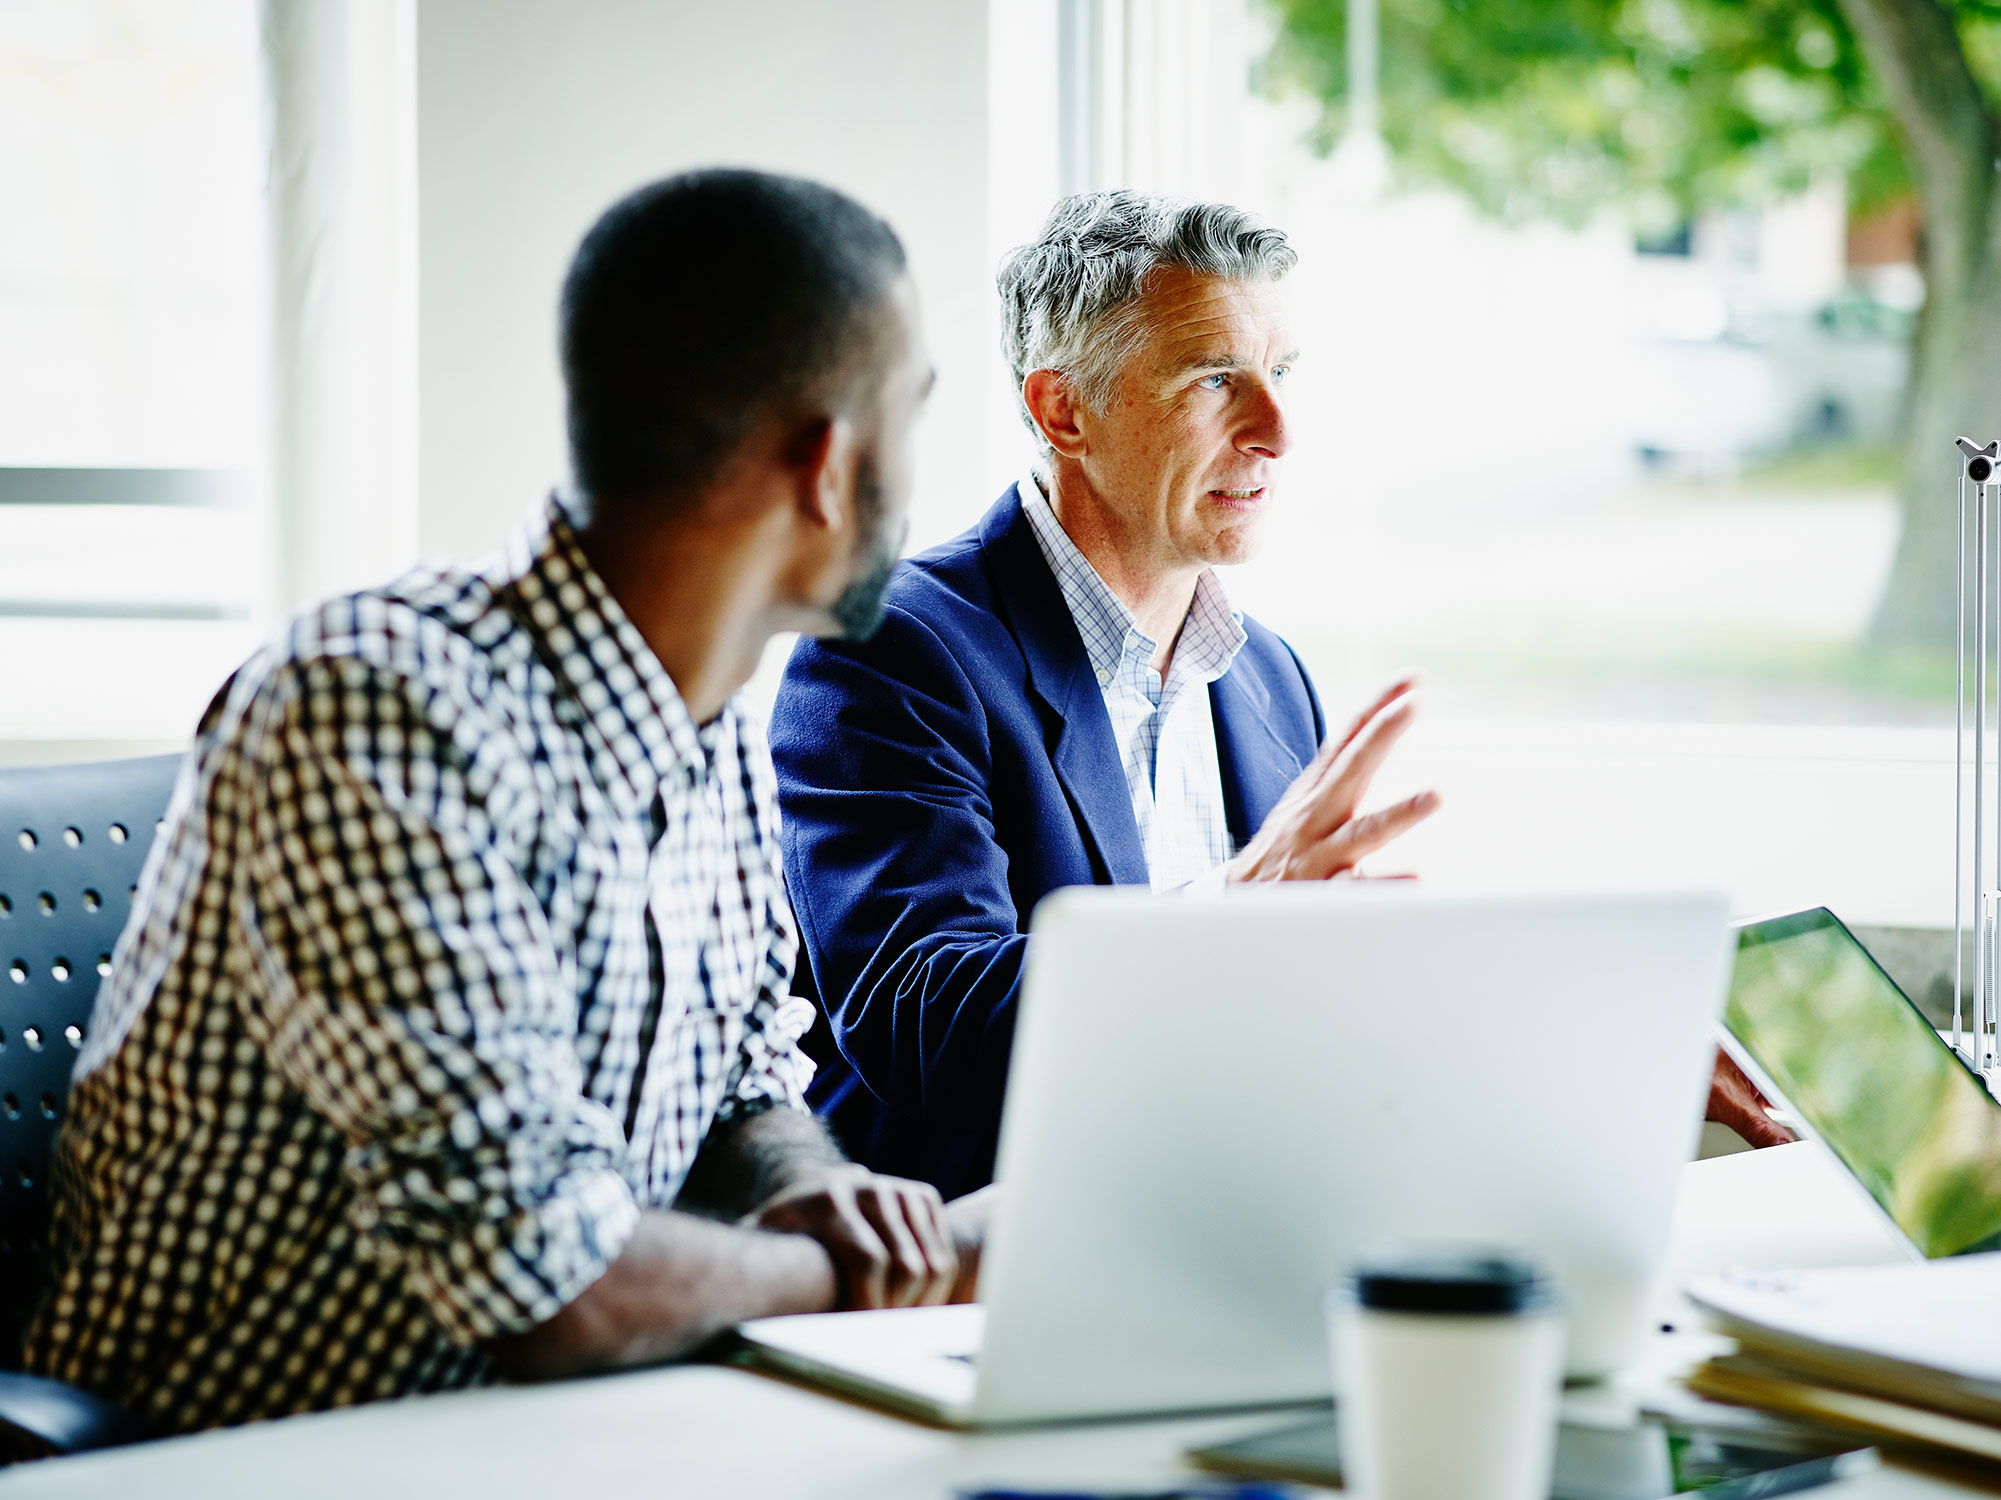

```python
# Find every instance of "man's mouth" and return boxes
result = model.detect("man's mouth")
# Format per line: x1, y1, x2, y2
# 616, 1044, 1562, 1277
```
1208, 486, 1269, 510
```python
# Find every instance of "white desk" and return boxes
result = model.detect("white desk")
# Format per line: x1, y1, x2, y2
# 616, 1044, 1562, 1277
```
1662, 1137, 1908, 1286
0, 1145, 1968, 1500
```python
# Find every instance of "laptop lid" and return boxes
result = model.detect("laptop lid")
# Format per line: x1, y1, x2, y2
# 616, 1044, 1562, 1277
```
1720, 906, 2001, 1260
969, 884, 1733, 1425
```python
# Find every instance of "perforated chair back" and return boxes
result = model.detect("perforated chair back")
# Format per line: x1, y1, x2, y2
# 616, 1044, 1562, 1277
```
0, 755, 181, 1368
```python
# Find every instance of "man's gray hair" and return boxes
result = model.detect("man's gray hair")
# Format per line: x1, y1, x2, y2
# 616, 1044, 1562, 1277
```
997, 189, 1296, 451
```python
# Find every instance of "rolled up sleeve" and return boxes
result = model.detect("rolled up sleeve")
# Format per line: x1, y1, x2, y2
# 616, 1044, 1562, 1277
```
715, 714, 816, 1123
715, 908, 816, 1122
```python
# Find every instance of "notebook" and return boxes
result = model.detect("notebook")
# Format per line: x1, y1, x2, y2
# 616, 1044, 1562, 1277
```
1688, 1256, 2001, 1422
1686, 1256, 2001, 1464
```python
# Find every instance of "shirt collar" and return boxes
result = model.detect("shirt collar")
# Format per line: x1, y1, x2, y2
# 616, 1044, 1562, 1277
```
495, 491, 717, 809
1179, 567, 1249, 686
1019, 469, 1247, 688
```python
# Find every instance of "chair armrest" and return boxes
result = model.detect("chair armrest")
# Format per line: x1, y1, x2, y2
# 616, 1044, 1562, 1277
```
0, 1371, 145, 1456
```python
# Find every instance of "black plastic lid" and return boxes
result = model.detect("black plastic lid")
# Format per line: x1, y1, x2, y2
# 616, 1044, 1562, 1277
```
1349, 1248, 1557, 1315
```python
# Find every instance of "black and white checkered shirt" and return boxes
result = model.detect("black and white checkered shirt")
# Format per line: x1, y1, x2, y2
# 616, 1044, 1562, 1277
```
25, 492, 813, 1433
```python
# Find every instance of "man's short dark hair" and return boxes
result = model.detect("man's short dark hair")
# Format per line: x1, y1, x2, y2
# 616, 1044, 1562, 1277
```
561, 169, 908, 506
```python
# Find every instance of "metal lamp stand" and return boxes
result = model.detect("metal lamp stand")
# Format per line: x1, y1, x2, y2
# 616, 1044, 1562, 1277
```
1955, 436, 2001, 1078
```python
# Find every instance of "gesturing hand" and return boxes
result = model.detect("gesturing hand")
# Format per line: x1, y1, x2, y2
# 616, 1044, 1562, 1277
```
1228, 676, 1441, 883
749, 1165, 958, 1310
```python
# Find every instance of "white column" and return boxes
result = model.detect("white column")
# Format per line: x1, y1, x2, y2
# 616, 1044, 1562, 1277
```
1068, 0, 1257, 202
1056, 0, 1130, 194
259, 0, 420, 620
990, 0, 1064, 483
1128, 0, 1255, 201
1057, 0, 1097, 194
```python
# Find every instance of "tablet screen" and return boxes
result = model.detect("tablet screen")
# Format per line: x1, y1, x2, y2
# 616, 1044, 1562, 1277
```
1727, 908, 2001, 1257
1185, 1410, 1875, 1497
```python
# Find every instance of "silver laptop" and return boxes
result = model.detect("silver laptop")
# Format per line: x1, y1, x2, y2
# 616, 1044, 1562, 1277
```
740, 885, 1733, 1426
1719, 905, 2001, 1261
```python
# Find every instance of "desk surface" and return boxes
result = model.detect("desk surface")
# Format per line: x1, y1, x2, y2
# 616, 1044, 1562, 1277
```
0, 1144, 1963, 1500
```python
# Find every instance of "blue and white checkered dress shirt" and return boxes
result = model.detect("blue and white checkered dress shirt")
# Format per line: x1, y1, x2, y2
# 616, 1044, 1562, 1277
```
1020, 473, 1248, 891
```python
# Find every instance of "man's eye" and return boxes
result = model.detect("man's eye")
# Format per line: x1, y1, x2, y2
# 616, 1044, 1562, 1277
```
1272, 365, 1290, 384
1198, 373, 1228, 390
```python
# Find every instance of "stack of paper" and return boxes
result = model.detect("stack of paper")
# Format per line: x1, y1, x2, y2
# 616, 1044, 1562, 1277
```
1686, 1255, 2001, 1466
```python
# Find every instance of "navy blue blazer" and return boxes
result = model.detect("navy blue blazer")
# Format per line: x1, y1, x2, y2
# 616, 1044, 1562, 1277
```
769, 485, 1326, 1198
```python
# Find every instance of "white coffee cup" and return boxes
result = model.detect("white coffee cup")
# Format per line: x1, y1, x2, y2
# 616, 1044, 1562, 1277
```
1331, 1248, 1565, 1500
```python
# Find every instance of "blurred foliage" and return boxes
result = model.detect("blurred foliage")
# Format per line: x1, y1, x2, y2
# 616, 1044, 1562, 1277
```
1260, 0, 2001, 234
1734, 441, 1900, 492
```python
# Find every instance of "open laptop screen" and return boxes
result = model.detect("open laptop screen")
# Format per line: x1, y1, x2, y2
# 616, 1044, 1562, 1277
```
1726, 907, 2001, 1257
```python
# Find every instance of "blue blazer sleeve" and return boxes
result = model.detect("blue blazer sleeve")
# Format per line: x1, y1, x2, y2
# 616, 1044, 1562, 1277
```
771, 602, 1025, 1134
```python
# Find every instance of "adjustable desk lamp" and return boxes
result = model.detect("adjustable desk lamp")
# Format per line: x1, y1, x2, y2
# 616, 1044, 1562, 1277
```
1954, 435, 2001, 1080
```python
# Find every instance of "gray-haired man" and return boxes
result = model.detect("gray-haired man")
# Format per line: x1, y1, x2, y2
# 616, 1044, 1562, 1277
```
768, 190, 1441, 1197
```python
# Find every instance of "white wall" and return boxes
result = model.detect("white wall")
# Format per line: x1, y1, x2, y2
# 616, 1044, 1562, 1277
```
263, 0, 420, 613
416, 0, 1006, 562
986, 0, 1061, 487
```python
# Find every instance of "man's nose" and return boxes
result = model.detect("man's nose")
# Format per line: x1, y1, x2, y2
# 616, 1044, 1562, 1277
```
1239, 381, 1290, 460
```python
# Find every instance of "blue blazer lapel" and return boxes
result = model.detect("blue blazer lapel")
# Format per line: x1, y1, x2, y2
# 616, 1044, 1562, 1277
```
1212, 665, 1306, 849
979, 488, 1150, 887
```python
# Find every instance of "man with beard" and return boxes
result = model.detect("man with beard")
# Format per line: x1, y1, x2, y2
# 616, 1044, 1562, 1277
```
771, 190, 1790, 1201
27, 170, 974, 1436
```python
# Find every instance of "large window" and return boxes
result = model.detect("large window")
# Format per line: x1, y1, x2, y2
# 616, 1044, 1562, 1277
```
0, 1, 266, 755
1030, 0, 1951, 928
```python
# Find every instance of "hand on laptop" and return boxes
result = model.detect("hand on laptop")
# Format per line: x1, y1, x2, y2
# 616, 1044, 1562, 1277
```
1227, 676, 1441, 884
750, 1164, 959, 1309
1706, 1048, 1797, 1149
943, 1184, 996, 1303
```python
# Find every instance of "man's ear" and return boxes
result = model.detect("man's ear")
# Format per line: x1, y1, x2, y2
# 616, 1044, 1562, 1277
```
1022, 369, 1089, 459
793, 414, 859, 535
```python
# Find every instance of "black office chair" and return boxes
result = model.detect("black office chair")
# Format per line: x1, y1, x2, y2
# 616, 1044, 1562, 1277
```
0, 754, 181, 1460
